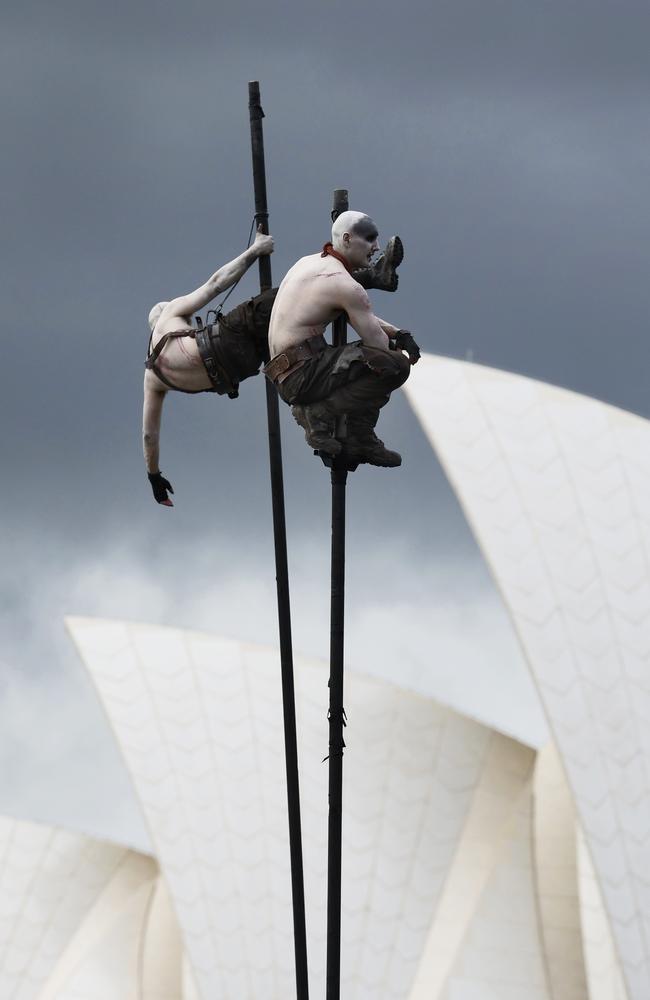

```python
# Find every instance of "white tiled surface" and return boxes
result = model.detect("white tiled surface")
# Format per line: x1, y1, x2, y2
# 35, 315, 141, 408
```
45, 873, 184, 999
533, 743, 589, 1000
409, 734, 535, 999
46, 880, 156, 1000
0, 817, 137, 1000
441, 782, 550, 1000
67, 617, 499, 1000
39, 849, 158, 1000
405, 355, 650, 1000
577, 828, 629, 1000
182, 955, 201, 1000
42, 872, 183, 999
139, 877, 183, 999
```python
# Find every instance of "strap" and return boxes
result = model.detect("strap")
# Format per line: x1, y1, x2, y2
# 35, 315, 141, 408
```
145, 327, 210, 394
195, 325, 239, 398
321, 243, 354, 274
145, 327, 196, 369
263, 336, 327, 383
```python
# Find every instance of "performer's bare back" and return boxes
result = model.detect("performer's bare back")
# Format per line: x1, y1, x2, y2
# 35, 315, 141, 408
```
146, 312, 212, 394
269, 254, 391, 356
143, 229, 274, 496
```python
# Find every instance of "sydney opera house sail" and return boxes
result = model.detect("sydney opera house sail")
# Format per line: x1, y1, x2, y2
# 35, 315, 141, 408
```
2, 355, 649, 999
66, 618, 535, 1000
405, 353, 650, 1000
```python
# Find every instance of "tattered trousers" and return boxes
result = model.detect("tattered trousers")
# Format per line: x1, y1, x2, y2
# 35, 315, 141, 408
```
278, 342, 410, 434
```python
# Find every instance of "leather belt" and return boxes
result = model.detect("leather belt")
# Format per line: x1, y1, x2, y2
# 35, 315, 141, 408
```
195, 325, 239, 398
263, 336, 327, 384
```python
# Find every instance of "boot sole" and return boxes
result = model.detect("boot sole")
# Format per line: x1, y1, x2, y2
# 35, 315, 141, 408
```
345, 451, 401, 467
384, 236, 403, 270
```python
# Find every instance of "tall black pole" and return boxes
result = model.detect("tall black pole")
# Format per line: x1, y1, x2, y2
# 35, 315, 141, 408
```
326, 189, 350, 1000
248, 81, 309, 1000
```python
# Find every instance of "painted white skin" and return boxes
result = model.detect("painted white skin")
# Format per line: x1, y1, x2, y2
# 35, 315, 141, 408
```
142, 229, 274, 498
268, 211, 400, 358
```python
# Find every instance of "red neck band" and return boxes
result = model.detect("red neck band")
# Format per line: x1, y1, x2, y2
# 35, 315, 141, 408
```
321, 242, 354, 273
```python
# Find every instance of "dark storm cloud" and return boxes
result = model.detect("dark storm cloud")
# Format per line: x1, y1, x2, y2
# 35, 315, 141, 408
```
4, 0, 650, 518
1, 0, 649, 834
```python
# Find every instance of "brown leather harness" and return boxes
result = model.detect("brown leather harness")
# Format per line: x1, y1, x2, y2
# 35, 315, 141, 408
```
145, 317, 238, 397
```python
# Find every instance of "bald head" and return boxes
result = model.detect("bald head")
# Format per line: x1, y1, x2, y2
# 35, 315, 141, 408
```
148, 301, 168, 332
331, 211, 378, 250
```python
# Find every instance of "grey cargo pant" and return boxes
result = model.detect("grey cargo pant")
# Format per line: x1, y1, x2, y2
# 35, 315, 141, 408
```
277, 342, 410, 437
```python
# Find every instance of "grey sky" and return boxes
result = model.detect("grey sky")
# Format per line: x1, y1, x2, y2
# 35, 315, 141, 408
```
1, 0, 648, 841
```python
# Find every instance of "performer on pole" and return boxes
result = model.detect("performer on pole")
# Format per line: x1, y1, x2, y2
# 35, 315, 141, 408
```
142, 227, 404, 504
265, 211, 420, 467
143, 229, 274, 505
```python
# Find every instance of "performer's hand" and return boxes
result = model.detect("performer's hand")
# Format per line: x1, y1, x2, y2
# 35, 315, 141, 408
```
148, 471, 174, 506
394, 329, 421, 365
253, 225, 274, 257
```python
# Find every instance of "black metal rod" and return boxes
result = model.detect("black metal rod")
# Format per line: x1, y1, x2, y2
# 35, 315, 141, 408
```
326, 466, 348, 1000
248, 80, 309, 1000
331, 191, 349, 352
325, 190, 349, 1000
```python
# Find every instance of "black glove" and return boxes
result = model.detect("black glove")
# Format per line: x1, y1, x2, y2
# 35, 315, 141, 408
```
391, 329, 421, 365
148, 471, 174, 506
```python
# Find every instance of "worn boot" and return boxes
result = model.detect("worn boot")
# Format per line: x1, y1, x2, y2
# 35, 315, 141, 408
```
344, 414, 402, 467
292, 402, 342, 456
346, 433, 402, 467
353, 236, 404, 293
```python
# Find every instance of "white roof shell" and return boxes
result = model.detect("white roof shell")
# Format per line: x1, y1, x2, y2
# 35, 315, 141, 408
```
0, 816, 157, 1000
3, 610, 641, 998
404, 353, 650, 1000
66, 617, 537, 1000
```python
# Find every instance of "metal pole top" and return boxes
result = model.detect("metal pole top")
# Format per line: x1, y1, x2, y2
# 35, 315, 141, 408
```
331, 190, 349, 222
248, 81, 264, 118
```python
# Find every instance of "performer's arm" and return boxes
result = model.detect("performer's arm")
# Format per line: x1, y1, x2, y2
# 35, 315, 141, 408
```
339, 282, 390, 350
166, 228, 274, 318
143, 381, 174, 506
341, 285, 420, 363
375, 316, 399, 337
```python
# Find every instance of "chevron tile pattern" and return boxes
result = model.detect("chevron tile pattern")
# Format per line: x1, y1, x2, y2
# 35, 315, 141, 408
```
409, 734, 536, 999
404, 354, 650, 1000
577, 827, 628, 1000
0, 817, 147, 1000
336, 673, 492, 999
533, 743, 589, 1000
66, 617, 501, 1000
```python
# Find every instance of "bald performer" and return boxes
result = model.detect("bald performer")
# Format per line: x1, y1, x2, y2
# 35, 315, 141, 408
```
143, 224, 405, 504
265, 211, 420, 467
